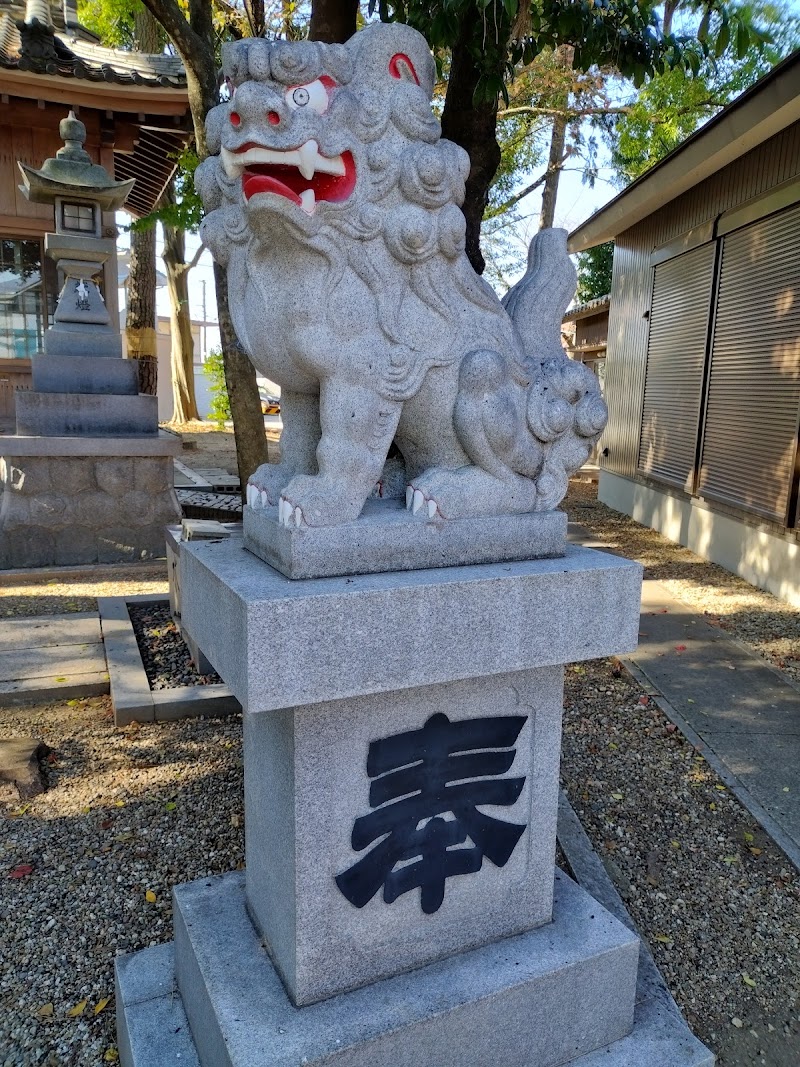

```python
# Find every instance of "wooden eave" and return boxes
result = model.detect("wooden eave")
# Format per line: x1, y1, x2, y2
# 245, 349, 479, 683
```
0, 65, 189, 116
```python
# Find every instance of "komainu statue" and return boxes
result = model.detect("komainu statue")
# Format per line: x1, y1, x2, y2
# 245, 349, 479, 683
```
196, 22, 607, 529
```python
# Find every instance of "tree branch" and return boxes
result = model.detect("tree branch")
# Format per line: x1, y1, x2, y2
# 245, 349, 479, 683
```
486, 152, 570, 219
498, 104, 633, 120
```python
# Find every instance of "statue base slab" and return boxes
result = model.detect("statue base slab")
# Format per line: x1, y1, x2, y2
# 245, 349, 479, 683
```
116, 869, 642, 1067
243, 497, 566, 579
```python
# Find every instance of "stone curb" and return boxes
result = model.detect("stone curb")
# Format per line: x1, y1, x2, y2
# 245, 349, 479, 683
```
556, 791, 715, 1066
98, 594, 240, 728
620, 656, 800, 874
0, 559, 167, 584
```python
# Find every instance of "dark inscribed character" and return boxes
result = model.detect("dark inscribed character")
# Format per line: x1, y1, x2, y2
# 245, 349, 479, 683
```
336, 711, 528, 914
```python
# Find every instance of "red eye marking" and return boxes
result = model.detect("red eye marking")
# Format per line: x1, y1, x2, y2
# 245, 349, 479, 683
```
319, 74, 338, 92
267, 111, 280, 125
389, 53, 420, 85
230, 111, 241, 126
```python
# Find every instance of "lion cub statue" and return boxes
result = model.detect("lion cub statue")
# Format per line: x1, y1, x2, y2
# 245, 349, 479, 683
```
196, 21, 607, 529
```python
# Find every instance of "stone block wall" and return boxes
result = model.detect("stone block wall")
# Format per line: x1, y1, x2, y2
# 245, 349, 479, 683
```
0, 454, 180, 567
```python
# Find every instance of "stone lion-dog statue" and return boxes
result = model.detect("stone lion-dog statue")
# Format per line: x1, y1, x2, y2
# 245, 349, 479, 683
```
196, 21, 607, 529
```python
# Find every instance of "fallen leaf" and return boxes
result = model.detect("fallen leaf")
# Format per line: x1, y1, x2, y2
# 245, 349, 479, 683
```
67, 699, 78, 707
670, 840, 681, 849
637, 695, 650, 706
165, 801, 177, 812
674, 644, 687, 652
748, 847, 762, 857
654, 933, 671, 944
732, 1017, 743, 1028
742, 974, 756, 988
783, 787, 790, 792
715, 785, 727, 791
115, 832, 133, 844
10, 805, 30, 818
113, 801, 125, 808
722, 855, 739, 865
35, 1003, 54, 1018
54, 677, 68, 683
608, 742, 618, 750
104, 1049, 119, 1062
709, 802, 717, 811
67, 1000, 87, 1017
743, 832, 754, 843
94, 997, 110, 1015
610, 792, 624, 801
100, 819, 113, 830
687, 698, 695, 704
230, 814, 241, 828
8, 864, 34, 879
145, 889, 157, 903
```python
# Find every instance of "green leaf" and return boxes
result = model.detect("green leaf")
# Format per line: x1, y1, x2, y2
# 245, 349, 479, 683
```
697, 9, 711, 42
715, 21, 731, 58
736, 22, 750, 60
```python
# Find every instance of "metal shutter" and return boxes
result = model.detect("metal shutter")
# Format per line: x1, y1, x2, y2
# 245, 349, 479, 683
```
698, 203, 800, 524
638, 243, 716, 489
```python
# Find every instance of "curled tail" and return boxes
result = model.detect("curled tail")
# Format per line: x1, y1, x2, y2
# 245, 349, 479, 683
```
454, 228, 607, 512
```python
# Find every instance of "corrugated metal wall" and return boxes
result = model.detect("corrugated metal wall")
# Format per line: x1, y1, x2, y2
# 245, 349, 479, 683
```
698, 202, 800, 523
638, 244, 716, 489
604, 121, 800, 481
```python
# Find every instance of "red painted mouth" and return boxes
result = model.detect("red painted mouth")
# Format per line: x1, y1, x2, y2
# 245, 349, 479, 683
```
242, 151, 356, 208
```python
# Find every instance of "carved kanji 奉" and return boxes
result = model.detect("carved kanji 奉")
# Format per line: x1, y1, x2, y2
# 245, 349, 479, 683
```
336, 712, 528, 914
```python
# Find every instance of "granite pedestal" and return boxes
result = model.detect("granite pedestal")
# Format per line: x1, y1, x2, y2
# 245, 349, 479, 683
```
0, 434, 181, 567
112, 536, 676, 1066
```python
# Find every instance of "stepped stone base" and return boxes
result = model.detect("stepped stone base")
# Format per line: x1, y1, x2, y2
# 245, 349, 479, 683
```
32, 354, 139, 395
244, 497, 566, 579
116, 870, 642, 1067
0, 434, 181, 567
15, 391, 157, 437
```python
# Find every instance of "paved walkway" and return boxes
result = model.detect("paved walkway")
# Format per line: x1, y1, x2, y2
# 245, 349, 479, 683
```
0, 611, 109, 706
569, 524, 800, 871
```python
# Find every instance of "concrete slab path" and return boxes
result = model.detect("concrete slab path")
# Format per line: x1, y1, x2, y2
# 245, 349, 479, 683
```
0, 611, 109, 706
628, 580, 800, 870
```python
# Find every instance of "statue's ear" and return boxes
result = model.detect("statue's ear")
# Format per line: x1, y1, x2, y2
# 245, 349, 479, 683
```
346, 23, 436, 99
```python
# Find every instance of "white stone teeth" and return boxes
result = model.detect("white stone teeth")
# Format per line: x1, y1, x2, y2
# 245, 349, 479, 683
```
296, 139, 318, 180
260, 490, 269, 509
412, 489, 424, 514
406, 486, 414, 510
294, 506, 303, 527
299, 188, 316, 215
220, 142, 346, 182
427, 498, 437, 519
246, 483, 256, 507
278, 498, 288, 525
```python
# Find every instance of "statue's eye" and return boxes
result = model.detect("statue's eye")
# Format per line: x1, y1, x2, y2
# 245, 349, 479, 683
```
285, 79, 329, 114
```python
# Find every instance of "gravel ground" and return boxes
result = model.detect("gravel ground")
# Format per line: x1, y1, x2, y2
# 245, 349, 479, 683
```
128, 602, 222, 690
1, 477, 798, 1064
561, 657, 800, 1067
0, 697, 243, 1066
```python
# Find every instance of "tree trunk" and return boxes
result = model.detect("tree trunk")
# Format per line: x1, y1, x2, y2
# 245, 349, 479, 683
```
162, 210, 200, 424
125, 7, 160, 395
538, 45, 574, 231
440, 23, 502, 275
309, 0, 358, 43
125, 226, 158, 394
214, 261, 268, 487
538, 111, 567, 229
142, 0, 268, 492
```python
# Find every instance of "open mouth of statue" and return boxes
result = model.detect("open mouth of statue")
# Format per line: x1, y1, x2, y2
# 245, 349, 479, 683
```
221, 142, 356, 214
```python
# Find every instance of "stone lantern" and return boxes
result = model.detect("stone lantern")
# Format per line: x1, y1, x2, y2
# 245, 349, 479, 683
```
0, 110, 181, 568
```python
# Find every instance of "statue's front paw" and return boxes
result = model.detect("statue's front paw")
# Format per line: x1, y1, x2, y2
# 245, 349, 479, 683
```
246, 463, 285, 509
278, 475, 363, 528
